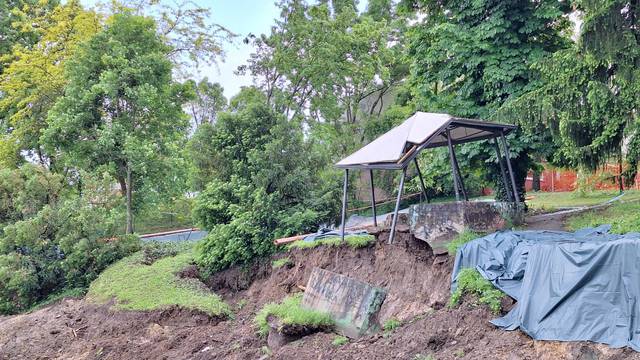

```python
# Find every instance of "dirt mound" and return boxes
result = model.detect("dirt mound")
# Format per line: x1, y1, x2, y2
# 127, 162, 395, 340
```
2, 230, 640, 359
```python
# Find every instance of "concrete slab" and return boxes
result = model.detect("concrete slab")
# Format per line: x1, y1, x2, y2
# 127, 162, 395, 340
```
302, 267, 387, 339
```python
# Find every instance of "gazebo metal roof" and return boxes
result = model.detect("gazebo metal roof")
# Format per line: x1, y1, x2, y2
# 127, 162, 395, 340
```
335, 112, 520, 244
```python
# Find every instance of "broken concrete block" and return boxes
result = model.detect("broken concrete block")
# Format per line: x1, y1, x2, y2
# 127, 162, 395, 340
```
302, 267, 386, 339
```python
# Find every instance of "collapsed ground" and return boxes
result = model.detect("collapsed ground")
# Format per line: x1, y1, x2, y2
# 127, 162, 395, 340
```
2, 201, 640, 360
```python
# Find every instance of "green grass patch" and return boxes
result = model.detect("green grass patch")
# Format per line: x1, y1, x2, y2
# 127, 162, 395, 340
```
26, 287, 87, 313
446, 230, 480, 255
272, 257, 293, 269
383, 318, 401, 332
254, 293, 334, 337
566, 200, 640, 234
526, 190, 640, 211
449, 268, 504, 314
87, 248, 231, 317
287, 234, 375, 251
332, 335, 348, 346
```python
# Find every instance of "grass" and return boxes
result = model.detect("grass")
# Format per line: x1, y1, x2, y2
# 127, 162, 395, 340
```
287, 234, 376, 250
383, 318, 401, 332
87, 247, 231, 317
449, 268, 504, 314
446, 230, 481, 255
254, 293, 334, 337
272, 257, 293, 269
526, 190, 640, 211
332, 335, 348, 346
26, 287, 87, 313
566, 200, 640, 234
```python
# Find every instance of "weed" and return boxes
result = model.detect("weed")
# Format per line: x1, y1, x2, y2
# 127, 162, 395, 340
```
454, 349, 465, 357
272, 257, 293, 269
332, 335, 348, 346
413, 354, 435, 360
449, 268, 504, 314
236, 299, 247, 310
383, 318, 401, 332
287, 234, 375, 251
446, 230, 480, 255
254, 293, 334, 337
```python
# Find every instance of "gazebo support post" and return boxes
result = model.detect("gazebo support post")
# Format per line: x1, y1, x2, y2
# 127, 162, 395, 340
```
446, 130, 461, 201
500, 131, 520, 203
446, 129, 468, 201
389, 167, 407, 244
369, 169, 377, 227
493, 138, 514, 202
340, 169, 349, 242
414, 158, 430, 203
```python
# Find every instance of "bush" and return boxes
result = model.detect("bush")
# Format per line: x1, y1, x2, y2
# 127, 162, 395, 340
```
141, 241, 190, 265
332, 335, 348, 346
0, 197, 141, 314
449, 268, 504, 313
254, 293, 334, 337
383, 318, 401, 332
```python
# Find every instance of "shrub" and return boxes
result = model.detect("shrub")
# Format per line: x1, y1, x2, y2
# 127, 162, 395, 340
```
254, 293, 334, 337
332, 335, 348, 346
142, 241, 190, 265
383, 318, 401, 332
446, 230, 480, 255
0, 197, 141, 314
449, 268, 504, 313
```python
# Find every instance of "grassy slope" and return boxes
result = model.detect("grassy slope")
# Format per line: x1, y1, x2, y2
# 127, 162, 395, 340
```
526, 190, 640, 211
255, 293, 334, 336
566, 200, 640, 234
87, 248, 230, 317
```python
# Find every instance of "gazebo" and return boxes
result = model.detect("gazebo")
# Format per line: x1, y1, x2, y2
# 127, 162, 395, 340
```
335, 112, 519, 243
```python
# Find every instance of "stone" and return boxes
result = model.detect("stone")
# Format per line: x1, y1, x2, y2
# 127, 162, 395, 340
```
302, 267, 387, 339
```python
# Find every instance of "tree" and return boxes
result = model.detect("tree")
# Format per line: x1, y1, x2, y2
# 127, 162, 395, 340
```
496, 1, 639, 184
185, 78, 227, 126
407, 0, 571, 201
0, 1, 99, 166
193, 89, 341, 272
43, 13, 190, 234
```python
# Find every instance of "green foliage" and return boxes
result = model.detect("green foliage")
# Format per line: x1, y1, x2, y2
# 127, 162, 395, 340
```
141, 241, 191, 265
44, 12, 190, 233
383, 318, 401, 332
287, 235, 376, 251
254, 293, 334, 337
567, 201, 640, 234
449, 269, 504, 314
446, 230, 480, 255
332, 335, 349, 346
272, 257, 292, 269
193, 93, 341, 273
88, 248, 231, 317
0, 195, 141, 314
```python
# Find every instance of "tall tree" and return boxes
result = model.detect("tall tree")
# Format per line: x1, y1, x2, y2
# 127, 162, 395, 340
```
43, 13, 190, 234
407, 0, 571, 201
185, 78, 227, 126
0, 0, 94, 167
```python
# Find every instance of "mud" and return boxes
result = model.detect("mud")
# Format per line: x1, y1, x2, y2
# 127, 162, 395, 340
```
1, 225, 639, 359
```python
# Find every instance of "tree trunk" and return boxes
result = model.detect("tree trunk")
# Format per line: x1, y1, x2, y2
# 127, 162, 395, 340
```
126, 164, 134, 234
532, 170, 541, 192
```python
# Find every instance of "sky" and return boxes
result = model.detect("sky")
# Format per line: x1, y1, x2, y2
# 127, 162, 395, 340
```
80, 1, 368, 99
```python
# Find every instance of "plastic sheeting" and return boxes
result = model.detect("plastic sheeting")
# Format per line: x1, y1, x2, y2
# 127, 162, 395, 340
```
451, 225, 640, 351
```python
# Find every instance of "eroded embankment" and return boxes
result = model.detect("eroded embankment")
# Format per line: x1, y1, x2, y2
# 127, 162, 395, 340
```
202, 230, 452, 323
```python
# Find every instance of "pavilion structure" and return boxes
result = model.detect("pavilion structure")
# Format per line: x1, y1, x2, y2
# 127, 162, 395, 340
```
335, 112, 519, 243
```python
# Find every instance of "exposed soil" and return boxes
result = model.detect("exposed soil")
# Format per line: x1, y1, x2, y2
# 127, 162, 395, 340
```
1, 222, 639, 359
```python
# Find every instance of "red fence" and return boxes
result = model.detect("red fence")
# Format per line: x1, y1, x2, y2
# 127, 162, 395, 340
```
524, 164, 640, 192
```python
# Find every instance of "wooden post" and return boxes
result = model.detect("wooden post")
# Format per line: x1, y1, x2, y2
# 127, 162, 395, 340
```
389, 167, 407, 244
446, 129, 461, 201
369, 169, 377, 227
493, 138, 514, 202
414, 158, 430, 203
500, 131, 520, 203
340, 169, 349, 242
